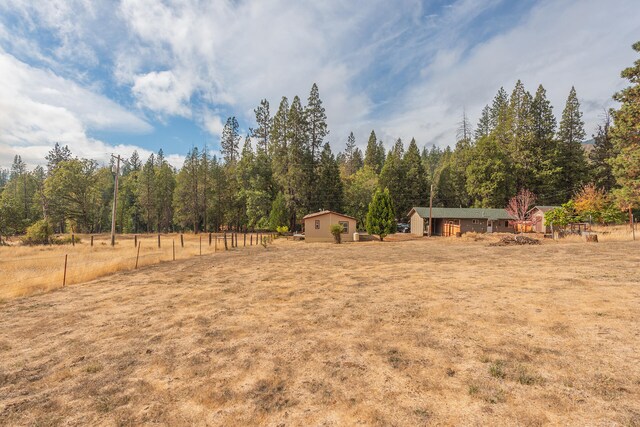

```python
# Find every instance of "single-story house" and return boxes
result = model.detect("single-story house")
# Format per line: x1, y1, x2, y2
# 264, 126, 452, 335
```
303, 210, 357, 243
527, 206, 559, 233
407, 207, 515, 237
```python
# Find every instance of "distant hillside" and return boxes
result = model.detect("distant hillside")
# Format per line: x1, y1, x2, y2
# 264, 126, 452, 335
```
582, 138, 595, 153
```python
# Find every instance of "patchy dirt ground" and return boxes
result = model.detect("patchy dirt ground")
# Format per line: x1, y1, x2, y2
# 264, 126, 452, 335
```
1, 238, 640, 426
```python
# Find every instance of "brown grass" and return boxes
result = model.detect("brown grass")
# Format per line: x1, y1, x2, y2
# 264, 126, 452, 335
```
0, 232, 264, 299
1, 237, 640, 425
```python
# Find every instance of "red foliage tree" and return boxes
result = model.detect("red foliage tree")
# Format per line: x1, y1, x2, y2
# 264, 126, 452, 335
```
506, 189, 539, 233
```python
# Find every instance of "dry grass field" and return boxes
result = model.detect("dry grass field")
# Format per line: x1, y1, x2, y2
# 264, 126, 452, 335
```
1, 236, 640, 426
0, 232, 267, 299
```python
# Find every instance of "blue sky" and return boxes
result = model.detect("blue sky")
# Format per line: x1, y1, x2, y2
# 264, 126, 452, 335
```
1, 0, 639, 168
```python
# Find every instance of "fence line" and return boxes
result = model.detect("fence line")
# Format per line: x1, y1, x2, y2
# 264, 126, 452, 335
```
2, 233, 278, 297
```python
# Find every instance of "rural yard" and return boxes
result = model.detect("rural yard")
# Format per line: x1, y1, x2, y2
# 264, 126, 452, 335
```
1, 236, 640, 426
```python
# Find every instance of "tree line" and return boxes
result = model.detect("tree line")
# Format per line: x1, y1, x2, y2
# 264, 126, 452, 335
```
1, 41, 639, 237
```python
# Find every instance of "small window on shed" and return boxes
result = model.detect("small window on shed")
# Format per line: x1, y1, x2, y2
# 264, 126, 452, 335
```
504, 221, 509, 227
472, 219, 480, 224
338, 221, 348, 233
315, 219, 320, 229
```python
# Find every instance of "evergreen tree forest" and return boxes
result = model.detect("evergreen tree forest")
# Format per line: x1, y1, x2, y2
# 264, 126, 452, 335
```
2, 59, 638, 238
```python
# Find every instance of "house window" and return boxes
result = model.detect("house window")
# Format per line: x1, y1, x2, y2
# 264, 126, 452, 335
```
504, 221, 509, 227
472, 219, 480, 224
315, 220, 320, 230
338, 221, 349, 233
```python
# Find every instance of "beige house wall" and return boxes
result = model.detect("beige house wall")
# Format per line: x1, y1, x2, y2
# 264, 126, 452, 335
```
410, 212, 424, 236
304, 213, 356, 243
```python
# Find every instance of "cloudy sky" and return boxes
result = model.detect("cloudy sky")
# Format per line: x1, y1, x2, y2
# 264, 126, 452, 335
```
0, 0, 639, 169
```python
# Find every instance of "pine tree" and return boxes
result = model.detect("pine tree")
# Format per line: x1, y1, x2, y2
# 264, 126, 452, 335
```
475, 105, 491, 140
379, 139, 406, 218
155, 161, 175, 232
138, 153, 157, 232
466, 135, 510, 207
531, 84, 559, 202
352, 148, 364, 173
589, 113, 617, 192
448, 139, 473, 207
556, 86, 588, 202
45, 143, 72, 174
285, 95, 311, 229
251, 99, 272, 153
343, 132, 357, 176
221, 116, 241, 164
456, 110, 473, 142
403, 138, 427, 211
316, 143, 344, 211
364, 130, 384, 173
156, 149, 165, 167
610, 41, 640, 215
365, 188, 396, 241
344, 166, 378, 229
421, 145, 443, 185
268, 191, 288, 230
173, 148, 201, 232
306, 83, 328, 163
490, 87, 510, 140
506, 80, 535, 190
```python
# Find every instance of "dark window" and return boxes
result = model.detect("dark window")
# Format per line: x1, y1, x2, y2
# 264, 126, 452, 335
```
504, 221, 509, 227
338, 221, 348, 233
315, 219, 320, 229
472, 219, 480, 224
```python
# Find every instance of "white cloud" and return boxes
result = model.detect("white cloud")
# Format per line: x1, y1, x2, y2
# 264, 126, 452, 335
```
0, 51, 160, 168
132, 70, 193, 117
2, 0, 640, 162
381, 0, 640, 147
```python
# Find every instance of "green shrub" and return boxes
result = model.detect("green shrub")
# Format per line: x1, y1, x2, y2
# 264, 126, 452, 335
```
330, 224, 343, 243
23, 220, 54, 245
276, 225, 289, 235
53, 235, 82, 245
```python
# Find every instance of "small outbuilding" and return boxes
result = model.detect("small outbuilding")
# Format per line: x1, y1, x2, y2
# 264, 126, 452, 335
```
408, 207, 514, 236
527, 206, 559, 233
303, 211, 357, 243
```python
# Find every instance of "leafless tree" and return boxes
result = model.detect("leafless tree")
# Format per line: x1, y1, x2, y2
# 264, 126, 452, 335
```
506, 189, 539, 234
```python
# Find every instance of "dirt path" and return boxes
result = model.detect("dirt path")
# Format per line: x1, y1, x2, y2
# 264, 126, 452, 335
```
1, 239, 640, 425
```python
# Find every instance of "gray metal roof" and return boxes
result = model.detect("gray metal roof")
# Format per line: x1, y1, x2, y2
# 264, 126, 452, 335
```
408, 207, 514, 220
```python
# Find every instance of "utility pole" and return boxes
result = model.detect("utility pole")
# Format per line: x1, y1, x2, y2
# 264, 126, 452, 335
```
428, 184, 433, 237
110, 154, 122, 246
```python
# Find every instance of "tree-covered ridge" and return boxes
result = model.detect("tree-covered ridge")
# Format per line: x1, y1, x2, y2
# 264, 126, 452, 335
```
3, 47, 639, 238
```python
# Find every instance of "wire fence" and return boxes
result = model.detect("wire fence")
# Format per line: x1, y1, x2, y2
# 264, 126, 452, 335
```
1, 232, 277, 298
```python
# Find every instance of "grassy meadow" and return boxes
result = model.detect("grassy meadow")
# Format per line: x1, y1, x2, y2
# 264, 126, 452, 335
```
0, 232, 268, 299
1, 233, 639, 425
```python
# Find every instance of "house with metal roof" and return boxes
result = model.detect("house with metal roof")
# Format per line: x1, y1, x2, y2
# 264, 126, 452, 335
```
527, 206, 559, 233
407, 207, 515, 236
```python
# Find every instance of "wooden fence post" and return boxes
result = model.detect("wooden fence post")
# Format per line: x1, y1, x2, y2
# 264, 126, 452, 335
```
135, 241, 141, 269
72, 234, 75, 246
200, 235, 202, 256
134, 235, 137, 247
215, 235, 218, 252
63, 254, 68, 287
209, 232, 212, 246
244, 232, 246, 247
158, 233, 161, 248
224, 232, 228, 250
90, 235, 94, 246
251, 234, 253, 246
173, 239, 175, 261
